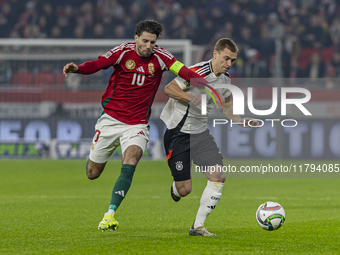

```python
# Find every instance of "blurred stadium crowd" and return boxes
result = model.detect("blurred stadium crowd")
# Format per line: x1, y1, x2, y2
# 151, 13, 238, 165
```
0, 0, 339, 85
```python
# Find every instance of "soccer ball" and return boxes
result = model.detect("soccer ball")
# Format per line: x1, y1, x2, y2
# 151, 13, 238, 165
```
256, 201, 285, 231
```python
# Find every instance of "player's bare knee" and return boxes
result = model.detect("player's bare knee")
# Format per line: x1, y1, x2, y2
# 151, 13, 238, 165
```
86, 160, 106, 180
207, 166, 226, 182
210, 176, 226, 183
122, 146, 143, 166
177, 185, 192, 197
178, 189, 189, 197
208, 172, 226, 183
185, 185, 192, 196
218, 173, 226, 183
86, 168, 100, 180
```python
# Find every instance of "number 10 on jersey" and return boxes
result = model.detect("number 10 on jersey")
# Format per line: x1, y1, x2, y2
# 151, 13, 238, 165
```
132, 73, 145, 86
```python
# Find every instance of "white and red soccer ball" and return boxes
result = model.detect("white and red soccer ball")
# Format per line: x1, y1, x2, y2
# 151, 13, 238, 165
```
256, 201, 285, 231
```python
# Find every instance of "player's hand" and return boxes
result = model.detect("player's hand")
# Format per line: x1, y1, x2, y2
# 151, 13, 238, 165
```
241, 117, 261, 128
191, 94, 202, 106
63, 62, 78, 77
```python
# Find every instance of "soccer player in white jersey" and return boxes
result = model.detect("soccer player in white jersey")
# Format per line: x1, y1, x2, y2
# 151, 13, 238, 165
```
63, 20, 211, 232
160, 38, 260, 236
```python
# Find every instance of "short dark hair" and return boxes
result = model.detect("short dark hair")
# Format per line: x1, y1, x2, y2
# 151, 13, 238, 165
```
214, 38, 238, 53
135, 20, 163, 38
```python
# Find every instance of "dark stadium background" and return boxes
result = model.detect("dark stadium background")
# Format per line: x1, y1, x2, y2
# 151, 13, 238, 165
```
1, 2, 340, 254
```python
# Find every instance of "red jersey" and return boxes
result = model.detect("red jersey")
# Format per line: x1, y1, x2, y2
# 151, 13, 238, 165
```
76, 42, 176, 125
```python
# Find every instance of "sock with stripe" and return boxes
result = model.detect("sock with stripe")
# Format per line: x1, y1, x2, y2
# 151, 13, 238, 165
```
108, 164, 136, 213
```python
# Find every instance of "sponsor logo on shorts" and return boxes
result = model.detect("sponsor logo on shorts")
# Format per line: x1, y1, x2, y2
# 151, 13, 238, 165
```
126, 60, 135, 70
207, 205, 216, 209
175, 161, 183, 171
137, 131, 146, 136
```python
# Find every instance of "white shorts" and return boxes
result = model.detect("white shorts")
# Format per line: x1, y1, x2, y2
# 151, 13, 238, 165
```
89, 113, 150, 163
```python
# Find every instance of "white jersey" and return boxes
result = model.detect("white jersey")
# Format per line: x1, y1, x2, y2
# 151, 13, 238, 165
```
160, 60, 232, 134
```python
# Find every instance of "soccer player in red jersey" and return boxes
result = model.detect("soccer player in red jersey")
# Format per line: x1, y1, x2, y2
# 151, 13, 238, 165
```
63, 20, 209, 232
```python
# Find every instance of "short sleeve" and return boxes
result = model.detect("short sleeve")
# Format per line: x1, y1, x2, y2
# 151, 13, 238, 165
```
174, 76, 190, 90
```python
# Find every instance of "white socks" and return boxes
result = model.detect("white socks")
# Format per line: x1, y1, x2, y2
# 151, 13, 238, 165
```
193, 180, 224, 229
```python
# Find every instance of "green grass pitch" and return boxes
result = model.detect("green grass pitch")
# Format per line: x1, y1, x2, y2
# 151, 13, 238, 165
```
1, 159, 339, 254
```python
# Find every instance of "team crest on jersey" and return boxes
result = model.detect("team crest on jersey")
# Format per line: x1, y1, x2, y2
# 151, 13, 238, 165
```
125, 60, 135, 70
148, 63, 155, 74
91, 142, 94, 150
102, 51, 112, 59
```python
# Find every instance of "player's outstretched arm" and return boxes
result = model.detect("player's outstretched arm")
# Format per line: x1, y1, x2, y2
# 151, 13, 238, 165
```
63, 62, 78, 77
169, 61, 207, 89
169, 61, 223, 108
64, 55, 115, 77
221, 104, 260, 128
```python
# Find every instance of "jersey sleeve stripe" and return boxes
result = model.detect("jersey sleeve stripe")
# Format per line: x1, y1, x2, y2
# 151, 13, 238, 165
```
159, 48, 174, 58
189, 66, 201, 73
154, 46, 174, 57
154, 54, 167, 70
111, 42, 128, 52
111, 42, 135, 54
155, 50, 172, 59
190, 61, 209, 68
107, 43, 134, 65
189, 61, 210, 76
224, 72, 232, 83
196, 66, 210, 75
155, 49, 173, 59
115, 50, 132, 65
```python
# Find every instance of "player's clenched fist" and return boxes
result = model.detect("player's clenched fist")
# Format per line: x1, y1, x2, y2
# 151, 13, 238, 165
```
63, 62, 78, 77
